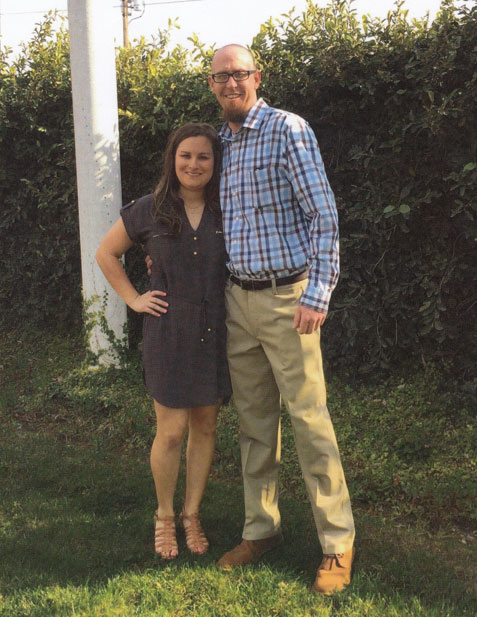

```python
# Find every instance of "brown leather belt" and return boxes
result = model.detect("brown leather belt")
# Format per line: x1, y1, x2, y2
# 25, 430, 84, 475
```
229, 270, 307, 291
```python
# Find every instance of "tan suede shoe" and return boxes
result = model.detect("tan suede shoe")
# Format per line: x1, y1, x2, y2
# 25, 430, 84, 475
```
216, 532, 284, 569
311, 547, 355, 595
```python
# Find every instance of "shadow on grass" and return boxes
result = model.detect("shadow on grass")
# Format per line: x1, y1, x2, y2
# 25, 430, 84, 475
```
1, 428, 476, 616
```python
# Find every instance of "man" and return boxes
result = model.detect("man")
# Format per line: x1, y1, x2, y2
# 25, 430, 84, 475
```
208, 45, 355, 595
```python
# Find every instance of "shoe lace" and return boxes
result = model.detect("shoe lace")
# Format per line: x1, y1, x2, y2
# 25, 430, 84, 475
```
320, 553, 345, 570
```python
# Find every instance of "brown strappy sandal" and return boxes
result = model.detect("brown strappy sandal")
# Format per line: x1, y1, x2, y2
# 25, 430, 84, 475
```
179, 512, 209, 555
154, 511, 178, 559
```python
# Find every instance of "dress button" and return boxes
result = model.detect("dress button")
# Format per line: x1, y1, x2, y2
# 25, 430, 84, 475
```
200, 338, 204, 342
207, 328, 211, 332
193, 251, 198, 256
193, 236, 198, 240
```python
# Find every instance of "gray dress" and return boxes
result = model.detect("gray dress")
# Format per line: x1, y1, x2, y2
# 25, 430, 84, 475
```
121, 194, 231, 408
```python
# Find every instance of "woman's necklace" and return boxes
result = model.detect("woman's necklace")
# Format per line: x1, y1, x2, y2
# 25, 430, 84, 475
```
184, 201, 205, 231
184, 201, 205, 211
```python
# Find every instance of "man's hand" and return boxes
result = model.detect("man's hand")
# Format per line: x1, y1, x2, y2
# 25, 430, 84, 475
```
293, 305, 326, 334
145, 254, 152, 277
129, 290, 168, 316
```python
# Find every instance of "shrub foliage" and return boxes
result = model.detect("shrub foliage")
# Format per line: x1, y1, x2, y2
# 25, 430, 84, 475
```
0, 1, 475, 374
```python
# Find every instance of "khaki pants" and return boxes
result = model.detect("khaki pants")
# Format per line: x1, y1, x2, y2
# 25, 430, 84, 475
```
225, 278, 355, 554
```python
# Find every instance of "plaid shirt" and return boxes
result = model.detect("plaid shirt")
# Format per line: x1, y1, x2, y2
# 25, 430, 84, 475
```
219, 98, 339, 313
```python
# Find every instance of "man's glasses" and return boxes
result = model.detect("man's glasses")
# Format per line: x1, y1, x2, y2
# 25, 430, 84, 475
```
210, 70, 257, 83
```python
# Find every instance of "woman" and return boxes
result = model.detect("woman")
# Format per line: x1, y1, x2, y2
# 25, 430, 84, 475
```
96, 123, 231, 559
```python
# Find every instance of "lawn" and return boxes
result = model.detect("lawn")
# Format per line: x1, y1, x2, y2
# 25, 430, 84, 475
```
0, 326, 475, 616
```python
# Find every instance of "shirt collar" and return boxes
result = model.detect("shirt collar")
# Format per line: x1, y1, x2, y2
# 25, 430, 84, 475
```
219, 98, 269, 140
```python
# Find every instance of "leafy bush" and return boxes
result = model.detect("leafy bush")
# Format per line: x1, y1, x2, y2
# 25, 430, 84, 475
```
0, 1, 475, 374
0, 16, 79, 323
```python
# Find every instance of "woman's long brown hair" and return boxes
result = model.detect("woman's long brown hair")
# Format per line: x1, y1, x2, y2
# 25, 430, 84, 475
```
152, 123, 222, 233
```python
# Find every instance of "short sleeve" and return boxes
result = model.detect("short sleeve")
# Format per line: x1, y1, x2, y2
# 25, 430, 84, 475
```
120, 194, 154, 245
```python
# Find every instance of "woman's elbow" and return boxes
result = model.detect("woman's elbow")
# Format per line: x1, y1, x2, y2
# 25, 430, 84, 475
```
95, 245, 109, 269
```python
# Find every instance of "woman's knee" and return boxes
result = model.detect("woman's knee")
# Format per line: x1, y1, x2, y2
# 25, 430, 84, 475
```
197, 420, 217, 439
189, 408, 218, 437
153, 402, 189, 448
155, 418, 188, 449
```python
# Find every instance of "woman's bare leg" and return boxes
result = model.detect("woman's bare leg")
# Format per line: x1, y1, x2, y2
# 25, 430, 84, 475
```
183, 403, 220, 514
180, 402, 219, 553
150, 400, 189, 557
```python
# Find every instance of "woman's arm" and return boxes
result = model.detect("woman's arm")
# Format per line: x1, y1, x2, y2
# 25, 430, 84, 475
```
96, 218, 167, 316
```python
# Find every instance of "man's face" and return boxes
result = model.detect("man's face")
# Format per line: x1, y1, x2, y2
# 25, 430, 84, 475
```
208, 47, 261, 126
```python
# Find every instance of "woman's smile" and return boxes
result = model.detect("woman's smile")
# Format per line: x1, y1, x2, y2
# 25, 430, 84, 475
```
175, 135, 214, 193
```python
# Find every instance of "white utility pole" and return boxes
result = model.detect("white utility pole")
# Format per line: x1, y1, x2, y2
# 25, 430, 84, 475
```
122, 0, 129, 48
68, 0, 127, 364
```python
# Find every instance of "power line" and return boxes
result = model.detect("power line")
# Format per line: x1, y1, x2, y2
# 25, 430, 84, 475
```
2, 0, 207, 16
1, 10, 67, 16
115, 0, 208, 7
140, 0, 207, 4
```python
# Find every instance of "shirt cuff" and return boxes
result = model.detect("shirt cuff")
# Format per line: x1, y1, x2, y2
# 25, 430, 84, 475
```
299, 281, 332, 313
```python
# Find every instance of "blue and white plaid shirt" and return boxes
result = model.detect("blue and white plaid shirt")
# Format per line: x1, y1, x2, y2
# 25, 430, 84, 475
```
219, 98, 339, 313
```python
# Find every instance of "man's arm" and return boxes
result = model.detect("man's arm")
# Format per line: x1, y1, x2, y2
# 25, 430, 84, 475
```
285, 116, 340, 328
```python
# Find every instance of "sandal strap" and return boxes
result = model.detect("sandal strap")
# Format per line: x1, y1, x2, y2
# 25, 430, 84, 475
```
154, 513, 178, 558
180, 512, 209, 553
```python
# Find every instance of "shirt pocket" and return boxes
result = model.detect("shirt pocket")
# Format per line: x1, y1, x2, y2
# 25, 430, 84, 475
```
148, 231, 174, 261
249, 165, 284, 209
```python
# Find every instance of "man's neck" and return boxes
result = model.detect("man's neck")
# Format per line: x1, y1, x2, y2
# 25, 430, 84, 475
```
227, 120, 243, 134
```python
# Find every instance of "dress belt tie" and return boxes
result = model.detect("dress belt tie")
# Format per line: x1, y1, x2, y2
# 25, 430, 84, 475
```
200, 297, 210, 343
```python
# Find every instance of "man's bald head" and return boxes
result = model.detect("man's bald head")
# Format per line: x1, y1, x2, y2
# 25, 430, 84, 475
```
211, 45, 257, 72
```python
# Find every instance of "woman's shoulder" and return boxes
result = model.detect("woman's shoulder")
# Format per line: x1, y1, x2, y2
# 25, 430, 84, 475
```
121, 193, 156, 226
121, 193, 154, 215
120, 194, 156, 242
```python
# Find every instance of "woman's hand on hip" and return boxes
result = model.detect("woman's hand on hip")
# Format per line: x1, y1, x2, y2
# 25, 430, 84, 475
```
129, 290, 168, 316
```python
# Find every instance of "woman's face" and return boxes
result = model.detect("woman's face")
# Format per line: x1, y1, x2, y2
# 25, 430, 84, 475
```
174, 135, 214, 194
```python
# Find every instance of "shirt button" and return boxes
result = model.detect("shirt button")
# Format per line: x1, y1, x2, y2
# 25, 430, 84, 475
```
200, 338, 204, 342
193, 251, 198, 256
207, 328, 211, 332
193, 236, 198, 240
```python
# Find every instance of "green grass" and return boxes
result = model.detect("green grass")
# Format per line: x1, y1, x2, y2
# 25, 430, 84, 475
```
0, 326, 476, 616
1, 428, 476, 617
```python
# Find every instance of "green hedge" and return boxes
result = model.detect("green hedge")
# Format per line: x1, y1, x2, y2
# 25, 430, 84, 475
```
0, 1, 475, 375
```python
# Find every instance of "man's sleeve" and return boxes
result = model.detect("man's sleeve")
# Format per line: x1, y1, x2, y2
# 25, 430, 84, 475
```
285, 117, 339, 313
